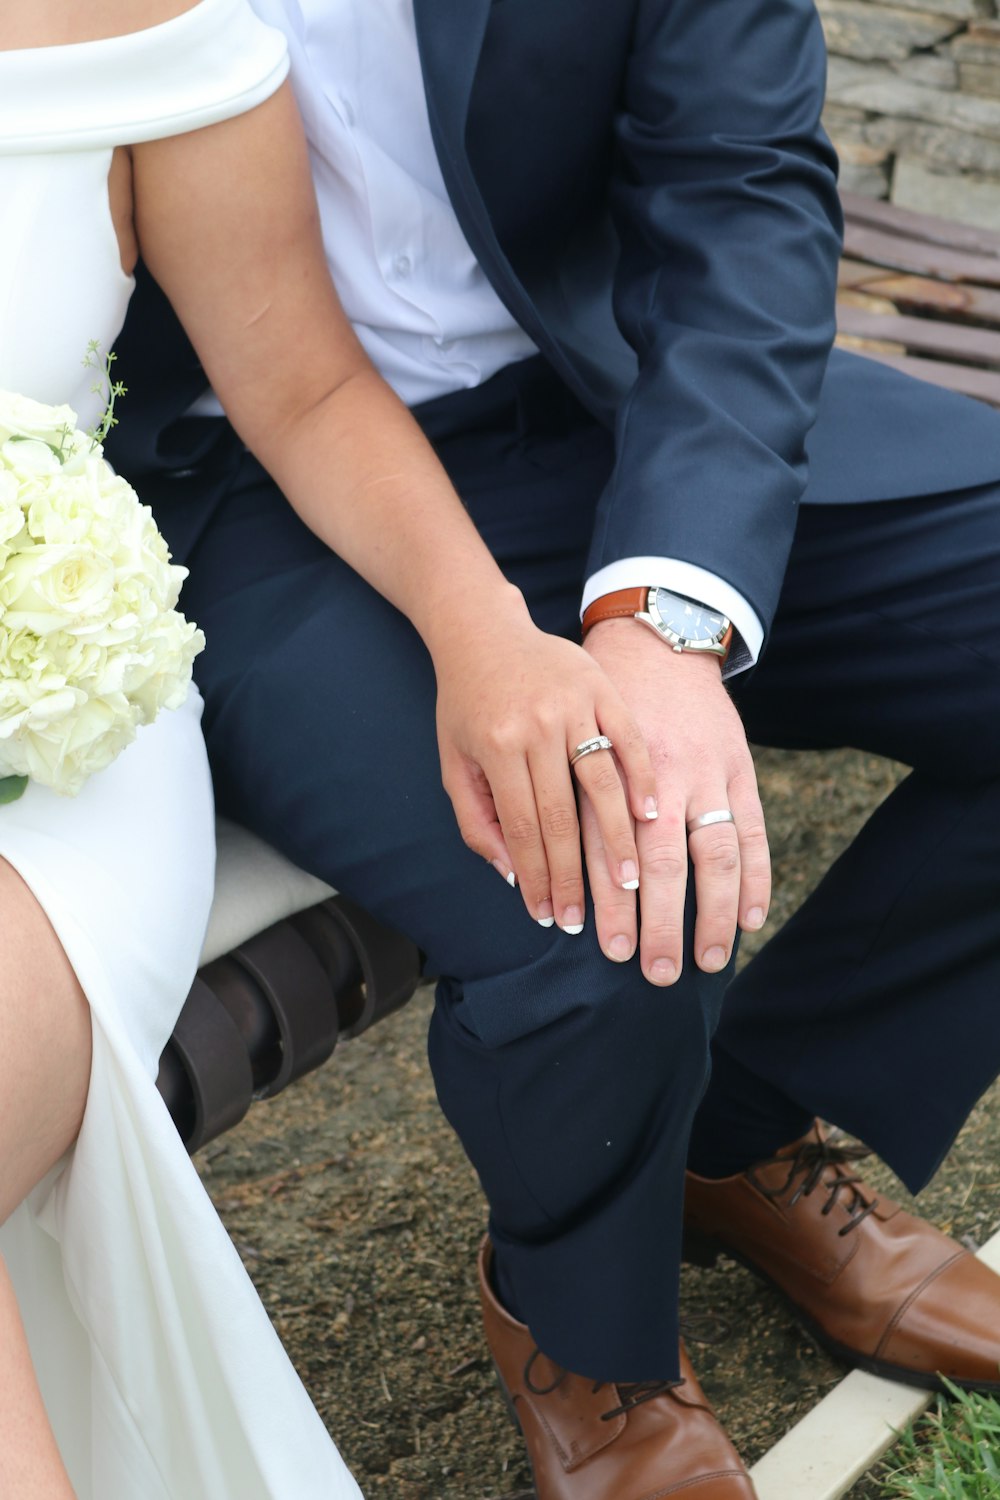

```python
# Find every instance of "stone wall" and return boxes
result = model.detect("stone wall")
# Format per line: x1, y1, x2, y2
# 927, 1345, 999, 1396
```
819, 0, 1000, 227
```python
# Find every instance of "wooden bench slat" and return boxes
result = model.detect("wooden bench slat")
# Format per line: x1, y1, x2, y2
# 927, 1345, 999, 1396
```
837, 265, 1000, 328
837, 345, 1000, 406
843, 224, 1000, 289
836, 304, 1000, 366
841, 190, 1000, 261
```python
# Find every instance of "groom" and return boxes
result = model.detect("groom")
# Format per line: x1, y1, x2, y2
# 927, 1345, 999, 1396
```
110, 0, 1000, 1494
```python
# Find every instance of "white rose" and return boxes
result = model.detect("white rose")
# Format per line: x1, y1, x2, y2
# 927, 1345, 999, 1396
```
0, 674, 83, 757
26, 475, 108, 548
125, 617, 204, 721
1, 544, 118, 636
15, 696, 137, 797
35, 632, 115, 697
1, 437, 63, 477
56, 432, 103, 476
0, 389, 79, 448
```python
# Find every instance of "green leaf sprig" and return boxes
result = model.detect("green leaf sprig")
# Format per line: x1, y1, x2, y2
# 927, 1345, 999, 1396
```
83, 341, 127, 447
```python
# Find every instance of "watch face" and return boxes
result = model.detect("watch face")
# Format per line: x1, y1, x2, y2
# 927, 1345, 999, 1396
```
651, 589, 728, 645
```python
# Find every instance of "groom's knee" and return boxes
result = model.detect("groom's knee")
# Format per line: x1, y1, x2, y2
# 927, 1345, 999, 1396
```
428, 940, 719, 1236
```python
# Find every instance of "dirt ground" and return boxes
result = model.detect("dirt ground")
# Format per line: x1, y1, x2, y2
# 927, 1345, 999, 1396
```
196, 747, 1000, 1499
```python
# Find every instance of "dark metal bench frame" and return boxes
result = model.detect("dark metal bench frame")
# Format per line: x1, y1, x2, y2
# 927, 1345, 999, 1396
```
157, 895, 420, 1152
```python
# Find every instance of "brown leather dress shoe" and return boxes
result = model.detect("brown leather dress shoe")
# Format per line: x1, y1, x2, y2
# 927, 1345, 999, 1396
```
478, 1239, 757, 1499
685, 1123, 1000, 1392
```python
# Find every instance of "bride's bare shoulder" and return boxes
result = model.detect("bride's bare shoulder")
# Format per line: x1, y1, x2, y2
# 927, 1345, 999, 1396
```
0, 0, 203, 51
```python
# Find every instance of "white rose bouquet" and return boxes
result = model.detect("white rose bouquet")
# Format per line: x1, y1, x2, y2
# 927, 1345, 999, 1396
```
0, 387, 205, 800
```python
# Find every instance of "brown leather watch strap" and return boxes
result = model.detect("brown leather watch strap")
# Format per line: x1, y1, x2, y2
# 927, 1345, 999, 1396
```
581, 586, 650, 636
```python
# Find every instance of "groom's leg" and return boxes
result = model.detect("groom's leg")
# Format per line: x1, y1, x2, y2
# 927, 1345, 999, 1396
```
679, 478, 1000, 1397
147, 365, 728, 1383
691, 479, 1000, 1192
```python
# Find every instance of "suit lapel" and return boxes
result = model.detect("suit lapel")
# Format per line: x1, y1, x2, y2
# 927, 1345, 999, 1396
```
412, 0, 613, 413
412, 0, 545, 340
412, 0, 491, 161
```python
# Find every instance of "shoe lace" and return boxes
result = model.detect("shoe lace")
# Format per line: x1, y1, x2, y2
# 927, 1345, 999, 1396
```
752, 1136, 879, 1237
599, 1379, 683, 1420
522, 1350, 683, 1421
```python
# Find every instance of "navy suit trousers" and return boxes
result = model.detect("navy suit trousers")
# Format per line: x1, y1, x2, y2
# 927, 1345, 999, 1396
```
143, 358, 1000, 1382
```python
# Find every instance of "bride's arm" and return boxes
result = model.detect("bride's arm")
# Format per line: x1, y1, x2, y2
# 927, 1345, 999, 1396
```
133, 81, 656, 940
133, 84, 510, 648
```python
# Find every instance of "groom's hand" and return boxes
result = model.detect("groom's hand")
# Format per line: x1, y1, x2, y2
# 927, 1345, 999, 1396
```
583, 618, 770, 985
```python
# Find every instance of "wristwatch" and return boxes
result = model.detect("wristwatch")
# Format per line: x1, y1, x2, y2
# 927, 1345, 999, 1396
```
582, 586, 733, 659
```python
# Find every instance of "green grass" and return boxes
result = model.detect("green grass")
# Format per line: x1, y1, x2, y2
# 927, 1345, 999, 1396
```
879, 1383, 1000, 1499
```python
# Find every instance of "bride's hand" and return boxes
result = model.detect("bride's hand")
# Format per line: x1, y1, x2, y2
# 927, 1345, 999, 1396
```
433, 602, 657, 938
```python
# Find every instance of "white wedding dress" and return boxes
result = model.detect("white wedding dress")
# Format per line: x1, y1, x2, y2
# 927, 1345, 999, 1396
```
0, 3, 363, 1496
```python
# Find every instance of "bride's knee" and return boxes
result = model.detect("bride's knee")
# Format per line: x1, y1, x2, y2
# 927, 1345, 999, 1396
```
0, 860, 92, 1224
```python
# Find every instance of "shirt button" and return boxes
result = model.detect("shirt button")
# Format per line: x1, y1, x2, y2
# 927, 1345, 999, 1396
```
392, 254, 412, 278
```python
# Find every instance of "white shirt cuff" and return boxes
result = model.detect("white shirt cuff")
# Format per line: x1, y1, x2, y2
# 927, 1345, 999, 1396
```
581, 557, 763, 679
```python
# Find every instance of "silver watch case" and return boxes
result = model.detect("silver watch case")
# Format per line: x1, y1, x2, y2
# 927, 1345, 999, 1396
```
635, 587, 731, 656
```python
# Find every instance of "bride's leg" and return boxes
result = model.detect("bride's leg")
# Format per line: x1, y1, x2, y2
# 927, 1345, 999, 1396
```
0, 857, 94, 1499
0, 1263, 76, 1498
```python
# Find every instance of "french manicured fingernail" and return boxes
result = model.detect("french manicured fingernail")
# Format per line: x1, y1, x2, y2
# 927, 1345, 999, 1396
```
702, 946, 728, 972
608, 934, 633, 962
561, 906, 584, 935
620, 860, 639, 890
650, 958, 677, 985
644, 797, 658, 820
491, 859, 517, 887
537, 900, 555, 928
745, 906, 765, 930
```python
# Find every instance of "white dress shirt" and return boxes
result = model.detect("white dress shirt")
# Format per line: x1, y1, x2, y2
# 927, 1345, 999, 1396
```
245, 0, 762, 670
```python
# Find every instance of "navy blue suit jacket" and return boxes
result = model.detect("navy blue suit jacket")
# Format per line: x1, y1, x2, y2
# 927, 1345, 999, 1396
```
110, 0, 1000, 639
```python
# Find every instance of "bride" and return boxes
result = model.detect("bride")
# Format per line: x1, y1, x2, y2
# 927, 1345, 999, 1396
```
0, 0, 498, 1494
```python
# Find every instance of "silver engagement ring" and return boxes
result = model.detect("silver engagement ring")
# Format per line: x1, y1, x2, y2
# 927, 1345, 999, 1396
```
570, 735, 614, 767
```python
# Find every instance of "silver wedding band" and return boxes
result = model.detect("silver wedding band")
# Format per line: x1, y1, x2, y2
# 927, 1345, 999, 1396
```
570, 734, 614, 767
686, 808, 735, 834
